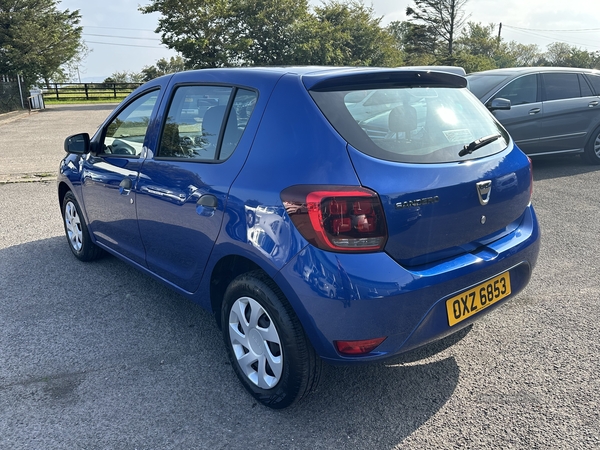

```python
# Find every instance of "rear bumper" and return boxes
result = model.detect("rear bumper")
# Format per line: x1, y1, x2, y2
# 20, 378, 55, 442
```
274, 204, 540, 364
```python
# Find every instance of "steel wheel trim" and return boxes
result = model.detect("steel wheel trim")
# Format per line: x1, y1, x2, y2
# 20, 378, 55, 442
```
228, 296, 283, 389
64, 201, 83, 252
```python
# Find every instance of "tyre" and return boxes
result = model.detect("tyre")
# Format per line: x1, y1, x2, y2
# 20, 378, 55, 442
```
583, 126, 600, 165
61, 191, 104, 261
221, 271, 322, 409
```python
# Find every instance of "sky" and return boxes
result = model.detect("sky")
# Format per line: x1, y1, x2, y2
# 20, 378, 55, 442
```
58, 0, 600, 82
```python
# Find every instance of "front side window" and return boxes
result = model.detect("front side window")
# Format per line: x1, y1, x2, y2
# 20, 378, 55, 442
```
157, 86, 257, 161
103, 90, 159, 156
492, 74, 537, 105
312, 86, 509, 163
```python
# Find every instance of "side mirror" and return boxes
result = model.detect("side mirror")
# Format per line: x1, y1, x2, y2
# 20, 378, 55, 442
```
487, 98, 511, 111
64, 133, 90, 154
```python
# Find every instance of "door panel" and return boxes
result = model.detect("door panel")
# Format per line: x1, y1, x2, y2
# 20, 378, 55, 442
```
136, 85, 258, 292
81, 90, 161, 265
540, 73, 600, 153
489, 74, 541, 154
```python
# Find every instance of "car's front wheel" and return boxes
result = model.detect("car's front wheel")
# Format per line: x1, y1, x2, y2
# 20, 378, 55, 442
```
583, 126, 600, 165
61, 191, 103, 261
222, 271, 321, 409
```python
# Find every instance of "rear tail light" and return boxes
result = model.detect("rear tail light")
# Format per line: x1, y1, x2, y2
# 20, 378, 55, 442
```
281, 185, 388, 252
334, 337, 387, 355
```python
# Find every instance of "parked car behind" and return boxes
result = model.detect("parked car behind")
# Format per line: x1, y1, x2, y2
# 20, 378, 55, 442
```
466, 67, 600, 163
58, 67, 540, 408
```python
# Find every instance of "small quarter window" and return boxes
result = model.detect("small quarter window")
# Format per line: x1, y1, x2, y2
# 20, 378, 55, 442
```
584, 73, 600, 96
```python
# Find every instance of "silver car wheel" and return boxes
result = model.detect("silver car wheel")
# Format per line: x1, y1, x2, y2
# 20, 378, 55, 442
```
64, 201, 83, 252
594, 131, 600, 158
228, 296, 283, 389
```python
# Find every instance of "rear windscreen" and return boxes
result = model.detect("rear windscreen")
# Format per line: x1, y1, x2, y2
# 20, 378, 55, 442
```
310, 86, 509, 164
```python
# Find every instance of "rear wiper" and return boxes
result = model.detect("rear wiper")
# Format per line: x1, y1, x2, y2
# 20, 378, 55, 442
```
459, 134, 502, 157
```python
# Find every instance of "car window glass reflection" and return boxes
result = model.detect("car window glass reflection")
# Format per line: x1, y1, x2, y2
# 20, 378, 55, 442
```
493, 74, 537, 105
542, 73, 580, 101
103, 91, 159, 156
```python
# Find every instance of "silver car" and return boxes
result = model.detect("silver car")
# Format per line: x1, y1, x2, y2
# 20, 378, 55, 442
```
467, 67, 600, 164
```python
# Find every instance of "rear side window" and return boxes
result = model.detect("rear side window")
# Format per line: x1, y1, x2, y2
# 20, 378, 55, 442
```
311, 86, 508, 164
157, 86, 257, 161
542, 73, 581, 101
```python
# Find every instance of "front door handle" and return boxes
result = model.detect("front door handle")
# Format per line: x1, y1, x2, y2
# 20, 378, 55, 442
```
119, 177, 132, 195
589, 101, 599, 108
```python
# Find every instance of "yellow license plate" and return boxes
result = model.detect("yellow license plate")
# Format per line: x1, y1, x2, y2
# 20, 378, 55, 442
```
446, 272, 511, 326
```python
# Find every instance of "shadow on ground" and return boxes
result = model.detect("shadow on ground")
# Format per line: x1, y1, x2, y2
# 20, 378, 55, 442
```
0, 236, 461, 449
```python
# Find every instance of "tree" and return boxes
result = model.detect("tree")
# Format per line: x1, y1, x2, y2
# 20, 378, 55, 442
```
540, 42, 600, 69
285, 1, 403, 66
387, 20, 436, 65
0, 0, 84, 86
140, 0, 238, 68
233, 0, 312, 65
141, 0, 402, 67
104, 71, 144, 83
140, 56, 187, 81
406, 0, 469, 62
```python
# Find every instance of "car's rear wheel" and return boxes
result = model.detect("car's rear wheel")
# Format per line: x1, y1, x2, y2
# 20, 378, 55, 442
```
583, 126, 600, 165
222, 271, 321, 409
61, 191, 104, 261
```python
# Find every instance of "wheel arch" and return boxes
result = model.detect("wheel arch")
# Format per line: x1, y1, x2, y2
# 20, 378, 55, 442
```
209, 254, 269, 328
57, 181, 71, 212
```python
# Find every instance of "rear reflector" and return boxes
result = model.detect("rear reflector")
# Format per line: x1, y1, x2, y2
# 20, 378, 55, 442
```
281, 185, 388, 252
334, 337, 387, 355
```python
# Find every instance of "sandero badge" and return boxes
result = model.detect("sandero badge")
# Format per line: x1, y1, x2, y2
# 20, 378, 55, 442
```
58, 66, 540, 408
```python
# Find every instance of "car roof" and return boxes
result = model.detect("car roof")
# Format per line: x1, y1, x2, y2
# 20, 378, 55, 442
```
467, 66, 600, 77
165, 66, 468, 90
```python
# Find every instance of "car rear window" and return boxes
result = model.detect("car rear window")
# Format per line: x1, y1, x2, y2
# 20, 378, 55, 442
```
310, 85, 509, 164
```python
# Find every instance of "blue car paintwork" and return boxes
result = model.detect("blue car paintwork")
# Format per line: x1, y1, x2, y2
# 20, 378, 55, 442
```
58, 67, 540, 364
273, 205, 538, 363
346, 144, 533, 266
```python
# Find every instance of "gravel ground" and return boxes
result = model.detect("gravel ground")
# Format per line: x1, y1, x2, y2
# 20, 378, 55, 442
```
0, 106, 598, 449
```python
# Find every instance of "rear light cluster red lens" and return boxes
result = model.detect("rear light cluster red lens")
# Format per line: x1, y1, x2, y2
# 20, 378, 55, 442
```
281, 185, 388, 252
334, 337, 387, 355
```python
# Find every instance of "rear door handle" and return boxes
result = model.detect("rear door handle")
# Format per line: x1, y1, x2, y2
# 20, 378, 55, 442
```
196, 194, 218, 217
589, 101, 599, 108
528, 108, 541, 115
119, 177, 132, 195
196, 194, 218, 208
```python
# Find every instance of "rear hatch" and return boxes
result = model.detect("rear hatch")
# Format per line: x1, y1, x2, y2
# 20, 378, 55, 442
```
308, 70, 532, 266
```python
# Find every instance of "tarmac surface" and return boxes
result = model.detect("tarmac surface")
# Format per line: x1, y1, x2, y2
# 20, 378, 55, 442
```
0, 104, 115, 183
0, 105, 599, 449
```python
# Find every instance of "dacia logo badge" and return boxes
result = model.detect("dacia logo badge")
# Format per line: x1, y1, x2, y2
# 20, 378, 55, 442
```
476, 180, 492, 206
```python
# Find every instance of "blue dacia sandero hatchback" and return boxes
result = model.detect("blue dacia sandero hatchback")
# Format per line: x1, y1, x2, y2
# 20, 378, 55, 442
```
58, 67, 540, 408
